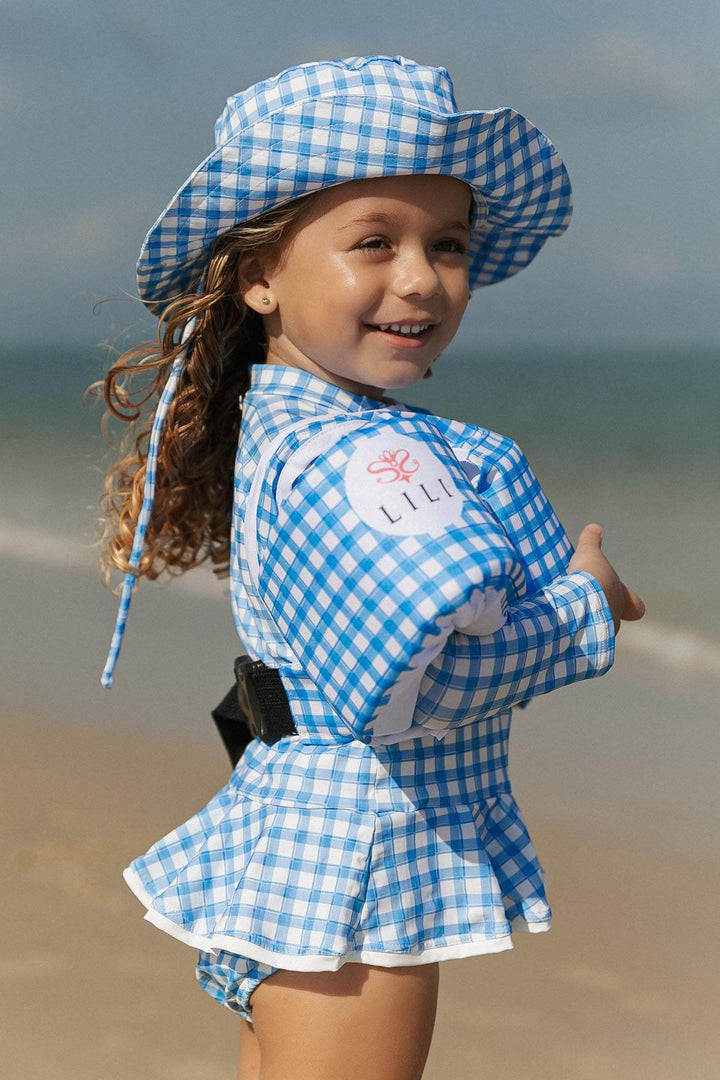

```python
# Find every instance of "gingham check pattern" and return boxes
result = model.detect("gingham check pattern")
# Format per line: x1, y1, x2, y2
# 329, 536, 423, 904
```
250, 396, 614, 744
136, 54, 572, 307
101, 318, 196, 688
196, 950, 278, 1023
123, 364, 615, 970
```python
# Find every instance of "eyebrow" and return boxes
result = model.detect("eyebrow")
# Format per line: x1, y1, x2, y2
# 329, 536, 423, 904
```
338, 212, 471, 233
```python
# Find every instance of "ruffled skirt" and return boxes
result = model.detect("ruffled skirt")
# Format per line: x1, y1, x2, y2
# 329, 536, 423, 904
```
124, 714, 551, 971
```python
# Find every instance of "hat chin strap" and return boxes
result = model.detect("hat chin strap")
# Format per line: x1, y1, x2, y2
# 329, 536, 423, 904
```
100, 319, 196, 689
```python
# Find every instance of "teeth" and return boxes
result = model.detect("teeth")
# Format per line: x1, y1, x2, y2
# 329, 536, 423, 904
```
376, 322, 431, 335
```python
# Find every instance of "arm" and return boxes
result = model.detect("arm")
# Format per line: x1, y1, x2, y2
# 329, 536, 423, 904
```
372, 570, 614, 744
370, 443, 624, 743
373, 514, 647, 744
256, 414, 619, 745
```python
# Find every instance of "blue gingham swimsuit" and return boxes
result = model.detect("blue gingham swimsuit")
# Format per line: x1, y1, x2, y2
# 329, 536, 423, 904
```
122, 361, 615, 1016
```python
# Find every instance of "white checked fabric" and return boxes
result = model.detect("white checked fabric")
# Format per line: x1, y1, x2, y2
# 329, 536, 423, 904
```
136, 54, 573, 308
123, 363, 615, 971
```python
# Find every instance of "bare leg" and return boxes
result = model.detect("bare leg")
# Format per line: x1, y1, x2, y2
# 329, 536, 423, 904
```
248, 961, 440, 1080
237, 1017, 262, 1080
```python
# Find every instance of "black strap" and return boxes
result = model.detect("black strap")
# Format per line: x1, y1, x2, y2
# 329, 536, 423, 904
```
211, 683, 255, 767
211, 655, 298, 767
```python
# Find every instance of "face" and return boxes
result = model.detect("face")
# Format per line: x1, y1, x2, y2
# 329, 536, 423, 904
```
242, 174, 473, 401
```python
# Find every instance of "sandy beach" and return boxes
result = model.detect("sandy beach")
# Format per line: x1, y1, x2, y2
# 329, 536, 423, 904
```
3, 639, 719, 1080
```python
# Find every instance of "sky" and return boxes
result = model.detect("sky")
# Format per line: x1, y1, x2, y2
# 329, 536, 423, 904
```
2, 0, 718, 348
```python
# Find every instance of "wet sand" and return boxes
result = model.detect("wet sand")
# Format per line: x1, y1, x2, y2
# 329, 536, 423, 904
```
3, 647, 719, 1079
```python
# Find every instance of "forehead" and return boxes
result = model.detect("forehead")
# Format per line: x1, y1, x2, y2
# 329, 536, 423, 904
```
302, 174, 473, 224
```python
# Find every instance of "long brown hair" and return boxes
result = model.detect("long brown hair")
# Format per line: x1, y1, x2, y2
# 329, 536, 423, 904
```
87, 196, 319, 594
89, 185, 443, 595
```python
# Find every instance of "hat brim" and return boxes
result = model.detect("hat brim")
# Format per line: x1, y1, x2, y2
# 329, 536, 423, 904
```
137, 96, 572, 309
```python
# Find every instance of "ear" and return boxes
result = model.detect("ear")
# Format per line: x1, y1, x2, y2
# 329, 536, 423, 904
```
238, 255, 277, 314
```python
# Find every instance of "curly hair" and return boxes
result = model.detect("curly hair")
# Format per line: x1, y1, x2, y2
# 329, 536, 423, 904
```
89, 186, 446, 595
87, 195, 324, 594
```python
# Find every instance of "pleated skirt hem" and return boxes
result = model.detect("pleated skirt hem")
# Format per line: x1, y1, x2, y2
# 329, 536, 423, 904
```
123, 865, 551, 972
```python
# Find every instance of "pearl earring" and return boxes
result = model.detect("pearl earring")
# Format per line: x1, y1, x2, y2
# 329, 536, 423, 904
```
261, 297, 271, 305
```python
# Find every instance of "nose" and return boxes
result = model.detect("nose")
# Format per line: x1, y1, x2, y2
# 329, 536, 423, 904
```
392, 244, 441, 300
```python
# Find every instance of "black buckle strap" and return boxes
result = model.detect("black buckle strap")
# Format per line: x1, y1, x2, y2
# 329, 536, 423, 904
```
210, 682, 254, 767
211, 655, 298, 767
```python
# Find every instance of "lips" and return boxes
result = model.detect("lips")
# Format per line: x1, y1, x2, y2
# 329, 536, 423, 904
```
365, 321, 435, 340
366, 325, 434, 349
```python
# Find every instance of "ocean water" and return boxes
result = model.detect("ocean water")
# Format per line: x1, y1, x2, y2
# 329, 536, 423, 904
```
4, 339, 718, 618
2, 340, 719, 725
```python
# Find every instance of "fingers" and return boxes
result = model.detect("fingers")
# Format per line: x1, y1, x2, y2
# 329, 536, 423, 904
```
576, 523, 604, 550
621, 583, 646, 622
573, 525, 646, 625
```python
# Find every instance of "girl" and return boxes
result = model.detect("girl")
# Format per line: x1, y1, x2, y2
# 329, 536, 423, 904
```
95, 55, 644, 1080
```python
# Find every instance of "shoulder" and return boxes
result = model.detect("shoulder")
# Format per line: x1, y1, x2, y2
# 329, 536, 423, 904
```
260, 405, 540, 525
404, 408, 533, 488
265, 409, 496, 541
275, 409, 467, 496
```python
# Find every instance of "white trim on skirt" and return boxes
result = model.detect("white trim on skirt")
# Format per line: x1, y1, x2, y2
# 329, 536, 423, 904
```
123, 865, 550, 971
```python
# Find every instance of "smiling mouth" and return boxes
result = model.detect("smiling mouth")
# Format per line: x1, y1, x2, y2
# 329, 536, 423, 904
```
366, 322, 434, 339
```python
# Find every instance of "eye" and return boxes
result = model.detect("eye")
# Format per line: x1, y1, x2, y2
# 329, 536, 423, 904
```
434, 238, 469, 254
356, 237, 390, 251
354, 236, 468, 255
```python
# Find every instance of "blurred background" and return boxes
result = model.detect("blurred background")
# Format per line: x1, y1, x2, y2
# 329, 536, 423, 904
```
1, 2, 718, 1078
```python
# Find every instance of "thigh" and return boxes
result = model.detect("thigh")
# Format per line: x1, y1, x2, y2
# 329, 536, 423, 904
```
238, 1018, 262, 1080
250, 961, 440, 1080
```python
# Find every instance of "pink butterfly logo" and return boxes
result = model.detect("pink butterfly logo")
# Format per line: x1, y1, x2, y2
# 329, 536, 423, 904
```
365, 448, 420, 484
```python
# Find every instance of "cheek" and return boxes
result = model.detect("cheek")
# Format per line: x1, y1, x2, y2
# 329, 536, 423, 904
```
280, 273, 328, 327
448, 274, 470, 315
319, 271, 375, 322
329, 254, 383, 300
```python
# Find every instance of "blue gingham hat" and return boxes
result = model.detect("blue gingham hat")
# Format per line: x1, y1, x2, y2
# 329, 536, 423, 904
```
137, 54, 573, 308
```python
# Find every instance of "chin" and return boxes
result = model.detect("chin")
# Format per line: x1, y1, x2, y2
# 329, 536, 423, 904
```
380, 364, 432, 390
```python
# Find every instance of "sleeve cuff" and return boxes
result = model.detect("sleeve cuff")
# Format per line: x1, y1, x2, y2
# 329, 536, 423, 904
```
557, 570, 616, 675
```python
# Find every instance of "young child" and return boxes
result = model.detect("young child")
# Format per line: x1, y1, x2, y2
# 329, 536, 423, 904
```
96, 55, 644, 1080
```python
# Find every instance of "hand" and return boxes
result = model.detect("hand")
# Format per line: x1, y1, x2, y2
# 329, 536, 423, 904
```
568, 524, 645, 634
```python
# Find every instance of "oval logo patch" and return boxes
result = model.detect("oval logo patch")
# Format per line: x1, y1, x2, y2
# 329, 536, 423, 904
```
344, 433, 466, 536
